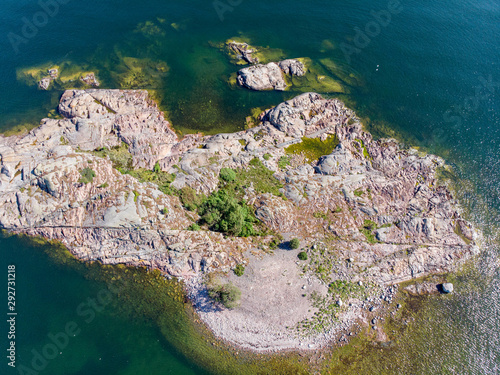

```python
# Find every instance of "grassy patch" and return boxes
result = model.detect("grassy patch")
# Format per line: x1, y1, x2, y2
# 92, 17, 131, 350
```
354, 138, 371, 159
285, 134, 339, 163
207, 280, 241, 309
178, 186, 205, 211
278, 155, 290, 170
228, 157, 283, 197
92, 145, 177, 195
353, 188, 364, 197
360, 219, 382, 244
79, 167, 95, 184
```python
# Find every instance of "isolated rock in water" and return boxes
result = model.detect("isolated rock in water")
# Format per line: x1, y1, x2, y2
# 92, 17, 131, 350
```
81, 72, 100, 87
38, 77, 51, 90
278, 59, 306, 76
441, 283, 454, 293
48, 68, 58, 79
227, 41, 258, 64
237, 62, 287, 91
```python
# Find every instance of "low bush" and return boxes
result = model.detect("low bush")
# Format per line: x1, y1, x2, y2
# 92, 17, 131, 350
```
298, 251, 308, 260
199, 190, 256, 237
207, 282, 241, 309
233, 264, 245, 276
219, 168, 236, 182
290, 238, 300, 249
187, 223, 201, 231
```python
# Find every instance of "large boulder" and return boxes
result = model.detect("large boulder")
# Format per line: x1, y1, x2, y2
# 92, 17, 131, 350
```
237, 63, 287, 91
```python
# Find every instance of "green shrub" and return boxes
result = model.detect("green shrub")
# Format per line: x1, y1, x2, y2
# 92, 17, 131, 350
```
133, 190, 140, 202
160, 208, 169, 215
263, 153, 271, 161
187, 223, 201, 231
199, 190, 256, 237
233, 264, 245, 276
290, 238, 300, 249
268, 233, 283, 249
219, 168, 237, 182
298, 251, 308, 261
79, 167, 96, 184
208, 282, 241, 309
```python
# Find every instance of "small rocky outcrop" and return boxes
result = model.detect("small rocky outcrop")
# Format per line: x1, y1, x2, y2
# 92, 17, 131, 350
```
227, 41, 258, 64
237, 62, 288, 91
237, 59, 305, 91
441, 283, 454, 293
278, 59, 306, 76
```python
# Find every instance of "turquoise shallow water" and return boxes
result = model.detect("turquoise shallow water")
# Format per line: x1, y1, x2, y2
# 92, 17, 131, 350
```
0, 0, 499, 374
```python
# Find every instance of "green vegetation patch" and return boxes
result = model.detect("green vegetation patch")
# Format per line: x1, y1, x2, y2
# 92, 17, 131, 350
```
233, 264, 245, 277
290, 238, 300, 249
360, 219, 382, 244
278, 155, 290, 169
178, 186, 205, 211
222, 157, 283, 197
199, 190, 256, 237
92, 145, 176, 195
79, 167, 96, 184
285, 134, 339, 163
298, 251, 308, 261
207, 281, 241, 309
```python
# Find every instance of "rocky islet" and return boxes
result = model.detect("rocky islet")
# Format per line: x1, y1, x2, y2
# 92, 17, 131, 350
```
0, 87, 480, 351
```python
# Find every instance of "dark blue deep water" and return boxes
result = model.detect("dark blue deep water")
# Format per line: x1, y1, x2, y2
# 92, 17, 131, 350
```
0, 0, 499, 373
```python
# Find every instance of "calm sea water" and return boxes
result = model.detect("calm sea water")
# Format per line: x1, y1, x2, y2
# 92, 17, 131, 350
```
0, 0, 499, 374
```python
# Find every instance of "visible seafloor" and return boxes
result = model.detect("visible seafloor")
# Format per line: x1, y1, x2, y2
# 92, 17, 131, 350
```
0, 0, 499, 374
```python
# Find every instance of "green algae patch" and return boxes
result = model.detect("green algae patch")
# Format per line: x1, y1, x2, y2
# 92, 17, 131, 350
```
110, 56, 169, 89
219, 37, 286, 65
16, 61, 101, 90
285, 134, 339, 163
319, 58, 364, 88
134, 19, 167, 37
